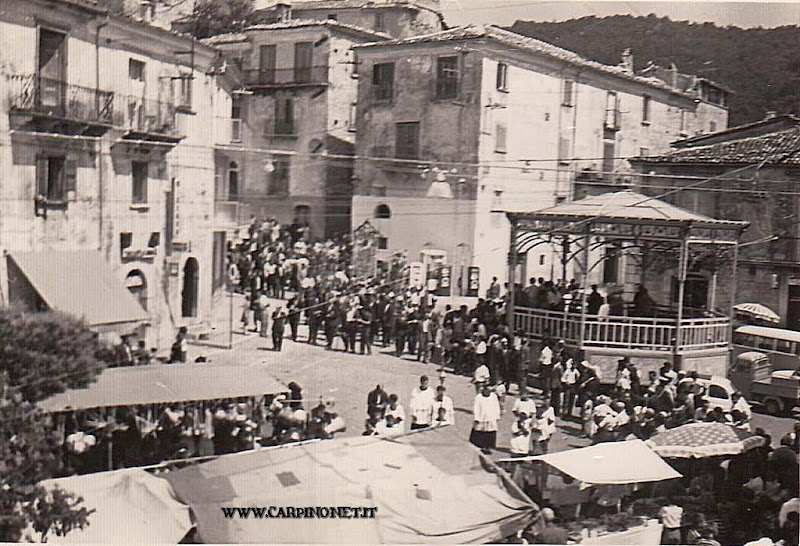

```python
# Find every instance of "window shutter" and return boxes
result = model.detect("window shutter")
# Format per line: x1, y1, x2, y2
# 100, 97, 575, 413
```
36, 156, 48, 197
64, 158, 78, 197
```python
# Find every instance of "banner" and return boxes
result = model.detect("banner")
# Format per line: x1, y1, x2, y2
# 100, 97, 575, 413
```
436, 265, 452, 296
467, 266, 480, 297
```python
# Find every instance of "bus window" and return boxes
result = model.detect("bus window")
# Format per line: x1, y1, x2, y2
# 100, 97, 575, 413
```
758, 336, 774, 350
776, 339, 794, 354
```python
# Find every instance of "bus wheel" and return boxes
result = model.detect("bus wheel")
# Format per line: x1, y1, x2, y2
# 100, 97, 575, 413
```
764, 399, 782, 416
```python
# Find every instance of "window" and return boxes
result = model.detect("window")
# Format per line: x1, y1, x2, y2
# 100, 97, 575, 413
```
435, 56, 459, 100
709, 120, 717, 132
327, 13, 337, 21
120, 232, 133, 253
228, 161, 239, 200
129, 59, 145, 82
36, 155, 75, 201
275, 97, 295, 135
372, 62, 394, 102
395, 122, 420, 159
496, 62, 508, 91
605, 91, 619, 129
539, 255, 545, 265
132, 161, 148, 204
231, 99, 243, 142
707, 385, 729, 400
375, 13, 386, 32
294, 42, 313, 83
348, 101, 357, 132
642, 95, 651, 124
177, 74, 192, 109
268, 156, 291, 196
258, 45, 276, 84
639, 147, 650, 157
377, 236, 388, 250
148, 232, 161, 247
602, 141, 615, 180
495, 123, 507, 153
776, 339, 794, 354
374, 204, 391, 219
558, 137, 571, 165
294, 205, 311, 225
562, 80, 574, 107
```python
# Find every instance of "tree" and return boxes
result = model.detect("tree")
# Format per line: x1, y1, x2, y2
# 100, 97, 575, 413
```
0, 310, 106, 541
0, 310, 107, 402
187, 0, 254, 39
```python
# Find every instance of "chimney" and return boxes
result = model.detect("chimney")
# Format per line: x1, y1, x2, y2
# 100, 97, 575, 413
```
620, 49, 634, 75
668, 63, 679, 89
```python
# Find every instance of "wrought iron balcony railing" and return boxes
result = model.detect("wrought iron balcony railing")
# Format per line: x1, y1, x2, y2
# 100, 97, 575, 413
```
118, 95, 179, 138
8, 74, 114, 125
242, 66, 329, 87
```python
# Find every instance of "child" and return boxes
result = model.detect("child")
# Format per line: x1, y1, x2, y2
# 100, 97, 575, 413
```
510, 412, 532, 457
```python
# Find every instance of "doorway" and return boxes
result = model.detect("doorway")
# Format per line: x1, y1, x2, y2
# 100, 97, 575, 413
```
181, 258, 199, 318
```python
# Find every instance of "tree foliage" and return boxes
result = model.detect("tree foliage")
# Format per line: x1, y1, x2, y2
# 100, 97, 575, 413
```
507, 15, 800, 126
0, 310, 106, 542
0, 310, 107, 403
188, 0, 254, 39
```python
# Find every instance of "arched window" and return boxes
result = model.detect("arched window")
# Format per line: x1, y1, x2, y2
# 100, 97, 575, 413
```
374, 204, 391, 219
228, 161, 239, 201
126, 270, 148, 311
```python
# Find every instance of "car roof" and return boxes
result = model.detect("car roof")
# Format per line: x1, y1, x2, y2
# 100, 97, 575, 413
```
738, 351, 770, 362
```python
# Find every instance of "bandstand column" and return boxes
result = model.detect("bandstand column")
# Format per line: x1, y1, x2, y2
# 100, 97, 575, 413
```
579, 225, 591, 348
507, 222, 518, 333
673, 235, 689, 370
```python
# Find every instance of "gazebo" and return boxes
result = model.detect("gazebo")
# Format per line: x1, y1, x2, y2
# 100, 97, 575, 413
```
506, 191, 749, 379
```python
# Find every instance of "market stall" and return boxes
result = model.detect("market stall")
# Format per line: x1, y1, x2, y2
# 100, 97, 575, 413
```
497, 440, 681, 544
165, 425, 539, 544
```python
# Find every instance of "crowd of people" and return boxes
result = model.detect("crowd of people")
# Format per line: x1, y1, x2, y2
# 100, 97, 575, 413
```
57, 381, 348, 475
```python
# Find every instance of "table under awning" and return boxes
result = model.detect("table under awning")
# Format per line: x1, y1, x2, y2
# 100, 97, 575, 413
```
39, 363, 288, 412
7, 250, 148, 336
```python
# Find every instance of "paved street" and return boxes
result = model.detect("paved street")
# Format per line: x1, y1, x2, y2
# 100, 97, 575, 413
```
188, 322, 798, 455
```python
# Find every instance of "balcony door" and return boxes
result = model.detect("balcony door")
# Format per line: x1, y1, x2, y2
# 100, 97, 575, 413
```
294, 42, 313, 83
37, 28, 67, 111
258, 45, 276, 84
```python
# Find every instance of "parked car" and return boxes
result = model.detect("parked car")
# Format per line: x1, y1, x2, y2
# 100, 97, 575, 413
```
697, 375, 737, 413
729, 351, 800, 415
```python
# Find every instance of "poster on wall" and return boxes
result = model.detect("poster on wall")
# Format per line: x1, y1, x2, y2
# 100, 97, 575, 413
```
467, 266, 480, 297
437, 265, 452, 296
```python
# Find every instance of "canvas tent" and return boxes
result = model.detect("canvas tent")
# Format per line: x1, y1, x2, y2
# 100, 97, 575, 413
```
165, 425, 538, 543
39, 469, 193, 544
497, 440, 681, 485
39, 363, 288, 412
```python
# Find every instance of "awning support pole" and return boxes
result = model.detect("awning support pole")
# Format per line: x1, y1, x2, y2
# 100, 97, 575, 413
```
507, 222, 517, 332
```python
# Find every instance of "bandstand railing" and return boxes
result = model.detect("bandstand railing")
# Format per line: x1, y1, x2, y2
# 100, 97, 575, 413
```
514, 306, 730, 352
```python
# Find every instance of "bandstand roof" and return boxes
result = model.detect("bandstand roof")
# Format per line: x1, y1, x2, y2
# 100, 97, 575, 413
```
508, 191, 747, 230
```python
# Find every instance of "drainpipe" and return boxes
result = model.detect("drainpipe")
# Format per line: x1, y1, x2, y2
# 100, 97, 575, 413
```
95, 17, 109, 253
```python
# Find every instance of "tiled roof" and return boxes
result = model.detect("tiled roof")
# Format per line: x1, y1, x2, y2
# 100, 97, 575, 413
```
355, 25, 695, 99
636, 128, 800, 166
204, 19, 391, 44
276, 0, 434, 11
671, 114, 800, 148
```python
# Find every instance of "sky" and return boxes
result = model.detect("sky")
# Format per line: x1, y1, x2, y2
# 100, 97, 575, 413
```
439, 0, 800, 28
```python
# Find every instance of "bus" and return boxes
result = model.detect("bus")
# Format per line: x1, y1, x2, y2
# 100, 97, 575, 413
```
731, 325, 800, 372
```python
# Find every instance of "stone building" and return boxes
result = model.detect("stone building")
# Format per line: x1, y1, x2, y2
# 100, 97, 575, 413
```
207, 19, 391, 238
350, 25, 730, 294
631, 115, 800, 329
0, 0, 233, 348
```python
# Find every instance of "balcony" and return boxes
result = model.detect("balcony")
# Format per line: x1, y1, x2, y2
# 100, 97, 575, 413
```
7, 74, 114, 134
242, 66, 329, 88
118, 95, 181, 142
